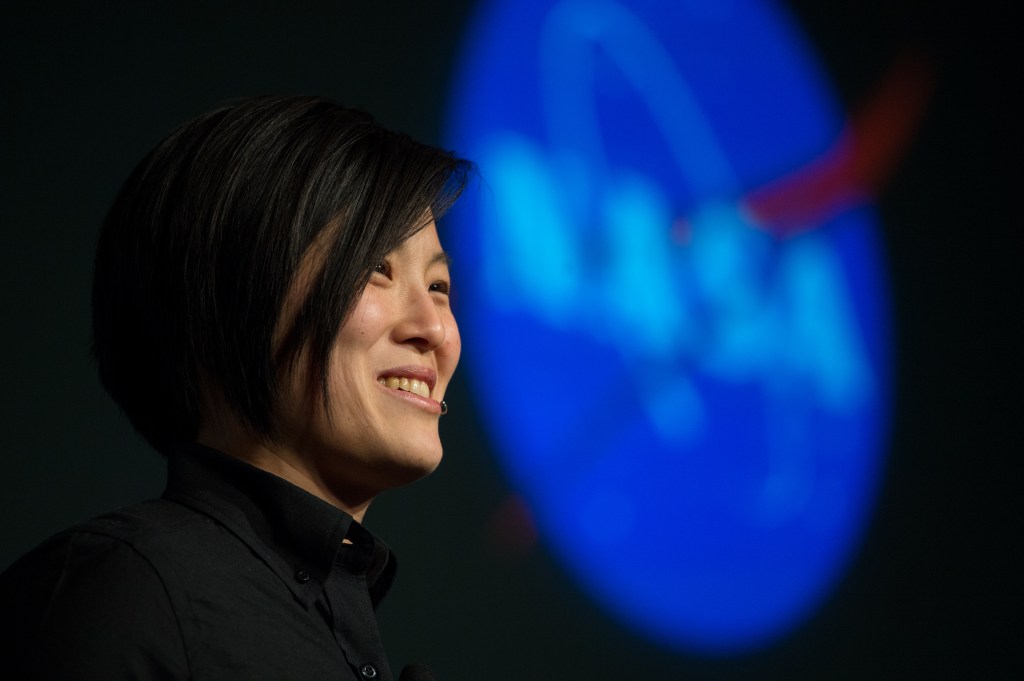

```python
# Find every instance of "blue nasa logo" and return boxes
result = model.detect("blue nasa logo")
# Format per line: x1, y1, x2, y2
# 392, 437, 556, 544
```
446, 0, 891, 653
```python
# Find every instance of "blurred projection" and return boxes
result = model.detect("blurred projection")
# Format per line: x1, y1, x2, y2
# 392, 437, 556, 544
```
447, 0, 898, 653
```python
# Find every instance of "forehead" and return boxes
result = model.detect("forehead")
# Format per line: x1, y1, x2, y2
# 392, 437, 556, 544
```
394, 222, 450, 267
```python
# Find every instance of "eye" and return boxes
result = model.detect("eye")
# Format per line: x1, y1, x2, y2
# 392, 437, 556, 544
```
429, 280, 451, 295
372, 259, 392, 278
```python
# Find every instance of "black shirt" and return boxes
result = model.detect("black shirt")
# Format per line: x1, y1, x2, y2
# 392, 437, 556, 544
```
0, 444, 397, 681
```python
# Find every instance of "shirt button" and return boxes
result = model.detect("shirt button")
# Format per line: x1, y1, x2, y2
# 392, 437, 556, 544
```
359, 664, 378, 679
294, 568, 310, 583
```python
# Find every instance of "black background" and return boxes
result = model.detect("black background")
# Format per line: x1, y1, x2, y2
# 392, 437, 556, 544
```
2, 1, 1020, 679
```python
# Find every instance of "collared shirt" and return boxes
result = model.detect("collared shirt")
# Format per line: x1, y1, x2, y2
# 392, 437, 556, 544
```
0, 443, 397, 681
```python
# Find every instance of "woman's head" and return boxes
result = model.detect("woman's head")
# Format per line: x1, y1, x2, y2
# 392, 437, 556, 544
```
93, 96, 472, 464
266, 218, 461, 508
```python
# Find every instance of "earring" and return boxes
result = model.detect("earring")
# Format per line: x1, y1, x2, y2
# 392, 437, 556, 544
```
440, 400, 449, 415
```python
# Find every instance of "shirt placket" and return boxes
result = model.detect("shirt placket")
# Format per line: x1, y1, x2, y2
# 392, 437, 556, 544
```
323, 560, 393, 681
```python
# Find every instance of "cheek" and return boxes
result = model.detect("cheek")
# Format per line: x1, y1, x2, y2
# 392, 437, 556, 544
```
443, 315, 462, 376
335, 293, 389, 350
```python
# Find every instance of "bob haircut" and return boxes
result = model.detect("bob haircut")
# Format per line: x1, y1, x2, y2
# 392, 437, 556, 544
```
92, 95, 472, 454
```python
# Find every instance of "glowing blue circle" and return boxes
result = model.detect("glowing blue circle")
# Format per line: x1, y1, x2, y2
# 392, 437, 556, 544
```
446, 0, 890, 653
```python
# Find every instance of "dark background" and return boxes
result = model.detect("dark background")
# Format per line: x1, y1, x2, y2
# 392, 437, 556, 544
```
2, 1, 1020, 679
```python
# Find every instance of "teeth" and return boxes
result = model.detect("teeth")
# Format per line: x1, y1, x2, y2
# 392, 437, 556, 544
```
378, 376, 430, 398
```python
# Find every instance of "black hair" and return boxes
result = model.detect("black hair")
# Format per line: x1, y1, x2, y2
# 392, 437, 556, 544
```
92, 96, 472, 454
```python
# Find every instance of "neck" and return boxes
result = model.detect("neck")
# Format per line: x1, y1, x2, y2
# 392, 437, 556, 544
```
196, 423, 372, 524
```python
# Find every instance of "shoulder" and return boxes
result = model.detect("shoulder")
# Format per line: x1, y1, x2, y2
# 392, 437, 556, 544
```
0, 498, 208, 603
76, 497, 215, 543
2, 499, 224, 593
0, 500, 204, 679
0, 497, 248, 626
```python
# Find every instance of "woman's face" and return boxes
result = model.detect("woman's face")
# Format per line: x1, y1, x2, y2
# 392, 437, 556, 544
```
278, 221, 461, 503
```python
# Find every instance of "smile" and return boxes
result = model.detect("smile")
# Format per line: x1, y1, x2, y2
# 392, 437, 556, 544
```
378, 376, 431, 398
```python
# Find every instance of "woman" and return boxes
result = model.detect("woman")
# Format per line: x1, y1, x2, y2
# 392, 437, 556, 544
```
0, 96, 471, 680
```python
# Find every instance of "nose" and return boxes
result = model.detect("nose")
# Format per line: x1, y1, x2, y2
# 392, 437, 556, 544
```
393, 285, 446, 352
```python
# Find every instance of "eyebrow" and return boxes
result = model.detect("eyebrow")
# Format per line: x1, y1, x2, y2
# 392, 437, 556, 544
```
430, 251, 452, 268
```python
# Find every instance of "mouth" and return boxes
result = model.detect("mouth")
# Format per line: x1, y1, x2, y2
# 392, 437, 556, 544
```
376, 366, 438, 400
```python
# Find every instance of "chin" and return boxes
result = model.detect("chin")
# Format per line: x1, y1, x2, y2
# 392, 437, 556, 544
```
370, 441, 444, 490
400, 445, 445, 480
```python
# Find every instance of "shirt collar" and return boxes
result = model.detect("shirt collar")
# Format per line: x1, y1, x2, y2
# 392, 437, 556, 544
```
162, 442, 396, 608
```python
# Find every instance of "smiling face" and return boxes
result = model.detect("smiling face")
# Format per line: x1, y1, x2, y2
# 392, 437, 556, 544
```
271, 221, 461, 511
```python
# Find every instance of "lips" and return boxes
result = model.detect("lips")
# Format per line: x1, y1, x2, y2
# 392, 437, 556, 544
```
376, 366, 437, 399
